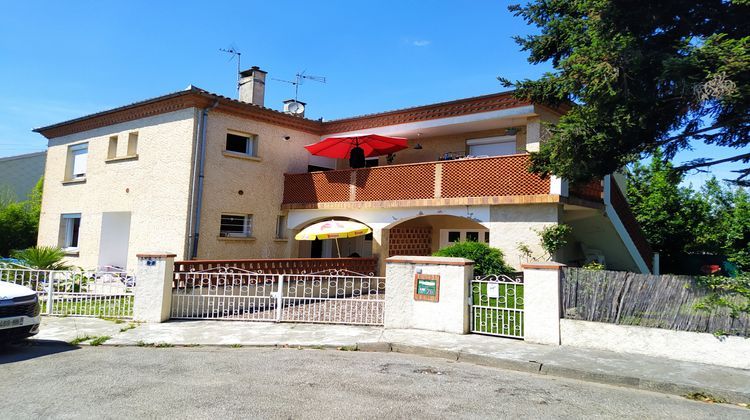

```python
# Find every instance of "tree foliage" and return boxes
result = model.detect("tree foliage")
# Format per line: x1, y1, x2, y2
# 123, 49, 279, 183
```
0, 177, 43, 256
503, 1, 750, 185
627, 156, 750, 272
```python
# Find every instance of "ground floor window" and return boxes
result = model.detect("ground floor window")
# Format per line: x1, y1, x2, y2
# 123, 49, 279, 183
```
275, 215, 287, 239
220, 214, 253, 237
440, 229, 489, 249
61, 213, 81, 250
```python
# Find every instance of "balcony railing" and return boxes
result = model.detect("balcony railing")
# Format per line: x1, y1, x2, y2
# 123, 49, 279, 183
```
283, 154, 561, 207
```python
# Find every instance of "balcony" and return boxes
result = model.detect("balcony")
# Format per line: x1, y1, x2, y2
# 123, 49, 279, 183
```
283, 154, 600, 209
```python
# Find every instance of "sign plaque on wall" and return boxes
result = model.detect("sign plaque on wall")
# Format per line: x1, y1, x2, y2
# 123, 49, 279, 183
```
414, 274, 440, 302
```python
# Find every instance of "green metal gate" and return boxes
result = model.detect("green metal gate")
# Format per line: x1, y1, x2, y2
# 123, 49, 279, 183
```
470, 274, 524, 339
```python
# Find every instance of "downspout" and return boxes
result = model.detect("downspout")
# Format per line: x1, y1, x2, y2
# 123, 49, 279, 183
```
191, 100, 219, 259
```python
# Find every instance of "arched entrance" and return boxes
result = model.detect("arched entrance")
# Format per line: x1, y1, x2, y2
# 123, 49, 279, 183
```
294, 217, 374, 259
385, 215, 489, 258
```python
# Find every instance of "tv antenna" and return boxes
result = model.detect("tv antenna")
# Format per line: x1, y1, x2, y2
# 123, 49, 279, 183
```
219, 47, 242, 92
270, 70, 326, 102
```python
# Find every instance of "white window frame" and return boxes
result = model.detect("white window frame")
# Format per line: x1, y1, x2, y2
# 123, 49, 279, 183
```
219, 214, 253, 238
68, 143, 88, 180
440, 229, 489, 248
225, 132, 259, 157
61, 213, 82, 251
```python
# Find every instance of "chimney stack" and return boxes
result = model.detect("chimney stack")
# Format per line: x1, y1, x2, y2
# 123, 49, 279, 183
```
238, 66, 267, 106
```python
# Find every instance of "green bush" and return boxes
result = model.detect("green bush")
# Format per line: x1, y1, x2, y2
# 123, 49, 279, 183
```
12, 246, 71, 270
433, 241, 515, 276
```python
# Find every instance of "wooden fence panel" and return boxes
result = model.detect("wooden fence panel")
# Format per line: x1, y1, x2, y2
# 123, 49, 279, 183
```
562, 268, 749, 337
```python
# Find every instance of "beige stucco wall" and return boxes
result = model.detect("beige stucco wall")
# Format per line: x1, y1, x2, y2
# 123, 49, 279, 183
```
195, 111, 320, 260
486, 204, 562, 269
37, 108, 198, 269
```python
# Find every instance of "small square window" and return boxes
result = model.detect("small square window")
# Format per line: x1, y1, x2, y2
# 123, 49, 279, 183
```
275, 215, 287, 239
448, 231, 461, 243
220, 214, 252, 237
466, 231, 479, 242
226, 133, 258, 157
60, 213, 81, 250
127, 132, 138, 156
107, 136, 118, 159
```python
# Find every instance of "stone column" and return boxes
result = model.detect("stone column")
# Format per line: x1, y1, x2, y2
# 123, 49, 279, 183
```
133, 252, 176, 323
385, 256, 473, 334
522, 262, 565, 344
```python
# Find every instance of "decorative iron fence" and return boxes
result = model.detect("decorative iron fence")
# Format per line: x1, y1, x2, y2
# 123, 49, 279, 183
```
562, 268, 749, 337
171, 267, 385, 326
173, 258, 378, 282
0, 267, 135, 318
470, 273, 524, 339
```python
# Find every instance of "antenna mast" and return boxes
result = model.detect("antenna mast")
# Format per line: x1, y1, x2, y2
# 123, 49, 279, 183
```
270, 70, 326, 101
219, 47, 242, 92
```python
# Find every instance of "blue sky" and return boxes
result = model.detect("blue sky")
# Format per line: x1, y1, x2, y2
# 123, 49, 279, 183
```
0, 0, 745, 186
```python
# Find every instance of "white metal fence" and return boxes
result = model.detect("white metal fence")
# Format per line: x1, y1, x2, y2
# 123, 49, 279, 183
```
0, 267, 135, 318
171, 267, 386, 325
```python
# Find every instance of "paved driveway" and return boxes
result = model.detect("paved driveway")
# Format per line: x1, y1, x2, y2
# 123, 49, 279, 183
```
1, 342, 747, 419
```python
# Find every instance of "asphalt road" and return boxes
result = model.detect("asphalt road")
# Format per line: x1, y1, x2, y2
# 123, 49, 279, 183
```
1, 341, 747, 419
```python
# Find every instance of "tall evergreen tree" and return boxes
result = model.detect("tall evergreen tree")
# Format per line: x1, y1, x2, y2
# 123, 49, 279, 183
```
503, 1, 750, 185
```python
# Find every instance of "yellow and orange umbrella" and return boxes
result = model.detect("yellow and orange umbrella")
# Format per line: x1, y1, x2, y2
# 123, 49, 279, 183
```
294, 220, 371, 257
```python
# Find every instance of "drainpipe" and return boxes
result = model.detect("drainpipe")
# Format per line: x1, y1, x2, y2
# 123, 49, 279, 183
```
191, 100, 219, 259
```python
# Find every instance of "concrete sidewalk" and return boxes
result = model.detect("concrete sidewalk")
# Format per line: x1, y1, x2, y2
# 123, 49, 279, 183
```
32, 317, 750, 405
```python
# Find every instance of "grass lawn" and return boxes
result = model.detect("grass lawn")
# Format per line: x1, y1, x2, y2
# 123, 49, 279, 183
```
42, 295, 133, 318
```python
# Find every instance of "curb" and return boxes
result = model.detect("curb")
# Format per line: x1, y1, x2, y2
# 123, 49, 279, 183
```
69, 339, 750, 404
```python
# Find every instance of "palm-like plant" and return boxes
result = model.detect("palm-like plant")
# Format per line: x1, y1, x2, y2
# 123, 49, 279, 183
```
11, 246, 72, 270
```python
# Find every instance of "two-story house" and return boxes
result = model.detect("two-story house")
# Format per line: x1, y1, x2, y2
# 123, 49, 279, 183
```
34, 66, 654, 275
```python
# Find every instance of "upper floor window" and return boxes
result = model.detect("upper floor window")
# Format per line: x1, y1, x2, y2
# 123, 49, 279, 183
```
225, 132, 258, 157
67, 143, 88, 180
107, 132, 139, 161
467, 136, 517, 157
220, 214, 253, 238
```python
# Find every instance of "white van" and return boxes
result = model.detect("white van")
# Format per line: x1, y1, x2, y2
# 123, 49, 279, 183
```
0, 281, 41, 342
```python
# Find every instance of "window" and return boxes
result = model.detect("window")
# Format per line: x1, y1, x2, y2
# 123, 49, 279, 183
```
67, 143, 88, 180
226, 133, 258, 157
275, 215, 287, 239
61, 213, 81, 250
107, 136, 118, 159
220, 214, 253, 237
441, 229, 489, 248
127, 132, 138, 156
365, 158, 379, 167
467, 136, 517, 157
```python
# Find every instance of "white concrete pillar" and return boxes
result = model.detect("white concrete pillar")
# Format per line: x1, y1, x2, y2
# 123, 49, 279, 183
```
134, 252, 176, 323
522, 262, 564, 344
384, 256, 473, 334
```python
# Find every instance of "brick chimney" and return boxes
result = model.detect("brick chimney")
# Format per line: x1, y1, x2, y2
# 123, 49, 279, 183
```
238, 66, 267, 106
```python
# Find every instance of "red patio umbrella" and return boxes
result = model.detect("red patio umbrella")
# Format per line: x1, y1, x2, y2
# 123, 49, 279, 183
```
304, 134, 408, 168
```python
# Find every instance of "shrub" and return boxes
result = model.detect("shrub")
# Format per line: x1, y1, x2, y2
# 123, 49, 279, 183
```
433, 241, 514, 276
12, 246, 71, 270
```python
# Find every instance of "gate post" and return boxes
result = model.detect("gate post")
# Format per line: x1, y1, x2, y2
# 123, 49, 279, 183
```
522, 262, 564, 345
384, 256, 473, 334
134, 252, 176, 323
274, 275, 284, 322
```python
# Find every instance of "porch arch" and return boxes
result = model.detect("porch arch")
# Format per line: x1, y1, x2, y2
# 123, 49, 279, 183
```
384, 214, 490, 258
